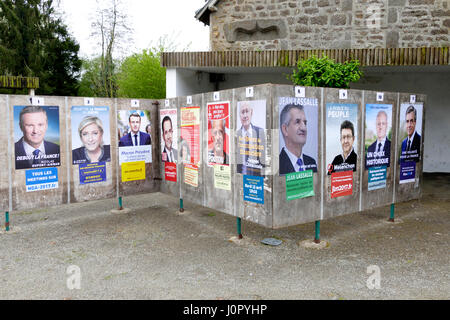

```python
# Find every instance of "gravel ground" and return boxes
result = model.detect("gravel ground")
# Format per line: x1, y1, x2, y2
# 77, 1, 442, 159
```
0, 174, 448, 300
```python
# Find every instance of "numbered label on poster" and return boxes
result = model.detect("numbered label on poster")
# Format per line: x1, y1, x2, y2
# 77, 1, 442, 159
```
213, 92, 220, 101
295, 86, 305, 98
165, 99, 170, 107
30, 97, 44, 106
376, 92, 384, 102
410, 95, 416, 103
131, 100, 139, 107
246, 87, 254, 98
339, 89, 348, 100
187, 96, 192, 105
84, 98, 94, 106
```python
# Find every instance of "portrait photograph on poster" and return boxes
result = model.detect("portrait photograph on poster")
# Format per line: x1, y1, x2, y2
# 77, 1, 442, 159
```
207, 101, 230, 166
71, 106, 111, 165
117, 110, 152, 165
326, 103, 358, 175
365, 104, 393, 169
278, 97, 318, 175
160, 109, 178, 163
236, 100, 266, 176
14, 105, 61, 170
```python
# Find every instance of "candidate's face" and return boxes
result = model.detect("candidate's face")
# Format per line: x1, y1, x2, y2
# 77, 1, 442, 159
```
81, 123, 102, 152
340, 128, 354, 155
211, 120, 224, 154
22, 111, 48, 148
376, 113, 388, 140
129, 116, 141, 134
405, 112, 416, 137
282, 108, 307, 146
239, 104, 253, 129
162, 120, 173, 149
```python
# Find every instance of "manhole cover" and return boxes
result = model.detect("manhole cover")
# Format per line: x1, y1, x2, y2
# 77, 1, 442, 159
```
261, 238, 282, 246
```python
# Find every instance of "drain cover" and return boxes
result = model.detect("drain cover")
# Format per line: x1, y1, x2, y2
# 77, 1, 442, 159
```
261, 238, 282, 246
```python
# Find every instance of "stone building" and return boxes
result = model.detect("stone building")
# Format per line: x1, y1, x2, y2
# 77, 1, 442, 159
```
162, 0, 450, 173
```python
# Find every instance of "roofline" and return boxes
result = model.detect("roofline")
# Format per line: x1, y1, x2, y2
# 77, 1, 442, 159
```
162, 47, 450, 68
195, 0, 220, 26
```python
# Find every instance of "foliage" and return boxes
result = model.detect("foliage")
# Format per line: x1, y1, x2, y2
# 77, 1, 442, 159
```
290, 55, 363, 89
0, 0, 82, 95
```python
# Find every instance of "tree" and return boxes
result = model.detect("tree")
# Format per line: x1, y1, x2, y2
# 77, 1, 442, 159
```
0, 0, 82, 95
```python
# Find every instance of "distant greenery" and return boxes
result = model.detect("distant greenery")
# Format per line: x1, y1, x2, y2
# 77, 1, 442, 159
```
290, 55, 363, 89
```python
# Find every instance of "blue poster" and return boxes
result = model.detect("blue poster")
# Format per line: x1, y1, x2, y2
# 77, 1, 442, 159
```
25, 168, 58, 192
400, 162, 416, 184
79, 162, 107, 184
243, 175, 264, 204
368, 166, 387, 191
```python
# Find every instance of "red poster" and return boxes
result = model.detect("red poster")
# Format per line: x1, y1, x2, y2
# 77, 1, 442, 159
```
207, 101, 230, 165
331, 170, 353, 198
165, 162, 177, 182
180, 106, 200, 165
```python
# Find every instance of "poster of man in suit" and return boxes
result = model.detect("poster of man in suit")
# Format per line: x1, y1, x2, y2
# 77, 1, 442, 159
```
278, 97, 318, 175
399, 103, 423, 164
365, 104, 393, 169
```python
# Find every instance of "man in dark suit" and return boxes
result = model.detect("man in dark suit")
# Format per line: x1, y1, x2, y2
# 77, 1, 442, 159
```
366, 110, 391, 168
400, 105, 421, 163
161, 115, 177, 162
236, 101, 265, 176
119, 113, 151, 147
15, 105, 60, 170
329, 120, 357, 174
279, 104, 317, 175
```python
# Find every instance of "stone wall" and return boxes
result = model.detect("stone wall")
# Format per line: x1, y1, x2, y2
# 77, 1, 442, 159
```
209, 0, 450, 51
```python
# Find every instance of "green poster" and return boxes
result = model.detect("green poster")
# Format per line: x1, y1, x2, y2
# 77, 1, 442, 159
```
286, 170, 314, 201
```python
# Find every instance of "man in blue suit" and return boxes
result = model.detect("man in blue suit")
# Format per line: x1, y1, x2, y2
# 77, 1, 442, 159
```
15, 105, 60, 170
400, 105, 421, 163
366, 110, 391, 169
119, 113, 151, 147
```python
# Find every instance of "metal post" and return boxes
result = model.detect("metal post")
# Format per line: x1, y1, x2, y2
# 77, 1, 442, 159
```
237, 217, 243, 239
5, 212, 10, 232
388, 203, 395, 222
118, 197, 123, 210
314, 220, 320, 243
179, 198, 184, 213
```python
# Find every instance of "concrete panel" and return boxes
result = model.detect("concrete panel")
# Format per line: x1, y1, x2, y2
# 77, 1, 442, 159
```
0, 95, 11, 211
116, 98, 160, 197
233, 84, 273, 228
9, 95, 68, 211
394, 93, 426, 203
323, 88, 363, 220
179, 93, 206, 208
361, 90, 398, 211
272, 84, 322, 228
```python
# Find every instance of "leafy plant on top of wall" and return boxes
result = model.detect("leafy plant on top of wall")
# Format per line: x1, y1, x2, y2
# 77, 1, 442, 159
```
290, 55, 363, 89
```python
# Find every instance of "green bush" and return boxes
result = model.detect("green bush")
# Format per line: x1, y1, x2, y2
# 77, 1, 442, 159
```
290, 55, 363, 89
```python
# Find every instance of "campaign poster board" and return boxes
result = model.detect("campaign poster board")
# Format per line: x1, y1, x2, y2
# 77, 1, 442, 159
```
117, 110, 152, 165
278, 97, 318, 175
365, 104, 393, 169
207, 101, 230, 166
236, 100, 266, 176
160, 109, 178, 163
13, 105, 61, 170
180, 106, 201, 165
71, 106, 111, 165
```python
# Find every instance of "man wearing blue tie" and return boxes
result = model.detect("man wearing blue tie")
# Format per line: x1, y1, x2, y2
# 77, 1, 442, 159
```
400, 105, 421, 163
279, 104, 317, 175
119, 113, 151, 147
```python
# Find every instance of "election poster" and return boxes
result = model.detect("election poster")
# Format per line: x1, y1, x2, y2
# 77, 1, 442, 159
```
79, 162, 107, 184
71, 106, 111, 165
331, 170, 354, 198
214, 164, 231, 190
121, 161, 146, 182
243, 175, 264, 204
164, 161, 177, 182
25, 168, 58, 192
279, 97, 319, 176
180, 106, 201, 165
14, 105, 61, 170
117, 110, 152, 165
236, 100, 266, 176
207, 101, 230, 166
160, 109, 178, 163
285, 170, 315, 201
184, 164, 199, 188
365, 104, 393, 169
326, 103, 358, 175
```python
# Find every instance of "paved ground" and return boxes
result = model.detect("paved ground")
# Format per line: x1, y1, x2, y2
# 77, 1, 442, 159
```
0, 174, 448, 300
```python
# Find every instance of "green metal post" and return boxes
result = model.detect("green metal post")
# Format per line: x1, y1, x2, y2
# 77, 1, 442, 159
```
5, 212, 10, 232
237, 217, 243, 239
179, 198, 184, 212
119, 197, 123, 210
389, 203, 395, 222
314, 220, 320, 243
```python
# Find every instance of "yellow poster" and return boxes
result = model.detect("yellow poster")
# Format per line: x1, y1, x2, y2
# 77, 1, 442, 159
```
184, 164, 199, 187
214, 164, 231, 191
121, 161, 145, 182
